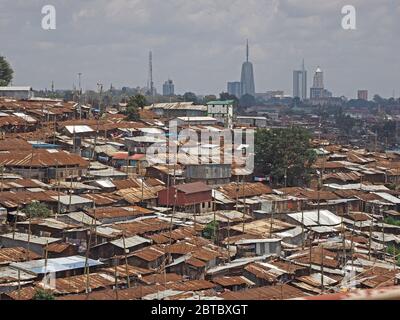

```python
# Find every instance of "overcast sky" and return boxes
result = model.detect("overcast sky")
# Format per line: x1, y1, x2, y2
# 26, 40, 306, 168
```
1, 0, 399, 98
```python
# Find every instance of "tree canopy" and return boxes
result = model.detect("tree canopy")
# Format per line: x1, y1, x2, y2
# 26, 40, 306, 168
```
255, 126, 317, 187
125, 94, 147, 121
0, 56, 13, 86
183, 92, 198, 104
23, 202, 52, 219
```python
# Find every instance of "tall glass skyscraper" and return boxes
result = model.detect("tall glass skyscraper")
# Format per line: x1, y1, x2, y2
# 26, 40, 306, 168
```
227, 81, 241, 98
162, 79, 174, 96
240, 40, 256, 97
293, 60, 307, 100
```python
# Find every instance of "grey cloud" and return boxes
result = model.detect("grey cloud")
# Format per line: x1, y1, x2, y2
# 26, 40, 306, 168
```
0, 0, 399, 97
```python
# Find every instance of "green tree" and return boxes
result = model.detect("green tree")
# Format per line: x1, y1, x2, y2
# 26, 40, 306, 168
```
33, 289, 55, 300
203, 95, 217, 104
255, 126, 317, 186
23, 202, 52, 219
183, 92, 198, 104
0, 56, 13, 86
125, 94, 147, 121
202, 221, 219, 241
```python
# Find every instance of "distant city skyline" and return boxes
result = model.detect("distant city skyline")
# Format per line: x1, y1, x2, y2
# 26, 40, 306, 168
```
1, 0, 400, 98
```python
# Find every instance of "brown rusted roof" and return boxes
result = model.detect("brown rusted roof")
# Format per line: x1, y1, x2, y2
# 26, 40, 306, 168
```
174, 182, 212, 194
140, 273, 183, 285
5, 286, 37, 300
221, 284, 307, 300
100, 265, 152, 278
0, 138, 33, 151
130, 246, 165, 262
218, 182, 272, 199
0, 150, 88, 168
0, 190, 60, 208
0, 247, 41, 265
45, 273, 115, 294
112, 218, 171, 237
170, 279, 216, 292
86, 206, 153, 220
146, 227, 196, 244
244, 263, 280, 283
82, 193, 121, 206
292, 247, 340, 269
213, 276, 254, 287
46, 243, 72, 254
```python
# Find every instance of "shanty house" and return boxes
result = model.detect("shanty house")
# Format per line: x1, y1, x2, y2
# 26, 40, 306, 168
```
158, 182, 213, 213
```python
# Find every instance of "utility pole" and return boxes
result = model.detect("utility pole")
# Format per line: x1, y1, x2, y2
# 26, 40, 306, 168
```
78, 73, 82, 120
97, 83, 104, 117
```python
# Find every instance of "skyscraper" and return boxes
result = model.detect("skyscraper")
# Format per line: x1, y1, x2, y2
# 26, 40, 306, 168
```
293, 60, 307, 100
240, 40, 256, 97
227, 81, 241, 98
163, 79, 175, 96
310, 66, 331, 99
313, 66, 324, 89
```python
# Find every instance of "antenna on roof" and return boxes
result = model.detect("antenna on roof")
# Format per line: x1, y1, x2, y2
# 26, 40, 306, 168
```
246, 39, 249, 63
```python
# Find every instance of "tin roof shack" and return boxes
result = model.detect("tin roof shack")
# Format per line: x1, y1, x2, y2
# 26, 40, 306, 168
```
205, 255, 276, 280
236, 116, 268, 128
284, 210, 342, 237
16, 218, 77, 238
0, 232, 61, 256
243, 260, 307, 287
46, 242, 79, 258
217, 182, 273, 212
185, 163, 232, 186
0, 266, 37, 294
85, 206, 154, 224
234, 238, 282, 258
146, 164, 185, 185
221, 284, 308, 300
158, 182, 213, 213
52, 195, 93, 213
213, 276, 255, 292
10, 255, 103, 279
0, 87, 34, 100
127, 245, 166, 269
225, 219, 295, 241
166, 246, 228, 280
148, 102, 207, 118
90, 235, 152, 261
37, 272, 115, 296
0, 247, 41, 266
124, 136, 166, 155
175, 116, 218, 126
0, 149, 88, 181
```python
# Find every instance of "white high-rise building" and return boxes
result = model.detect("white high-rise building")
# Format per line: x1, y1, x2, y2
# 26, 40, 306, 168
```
313, 66, 324, 89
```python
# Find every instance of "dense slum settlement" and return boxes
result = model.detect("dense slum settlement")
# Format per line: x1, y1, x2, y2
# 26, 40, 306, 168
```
0, 97, 399, 301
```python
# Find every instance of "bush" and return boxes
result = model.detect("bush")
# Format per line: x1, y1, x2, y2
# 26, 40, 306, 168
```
23, 202, 52, 219
32, 289, 55, 300
202, 221, 219, 241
